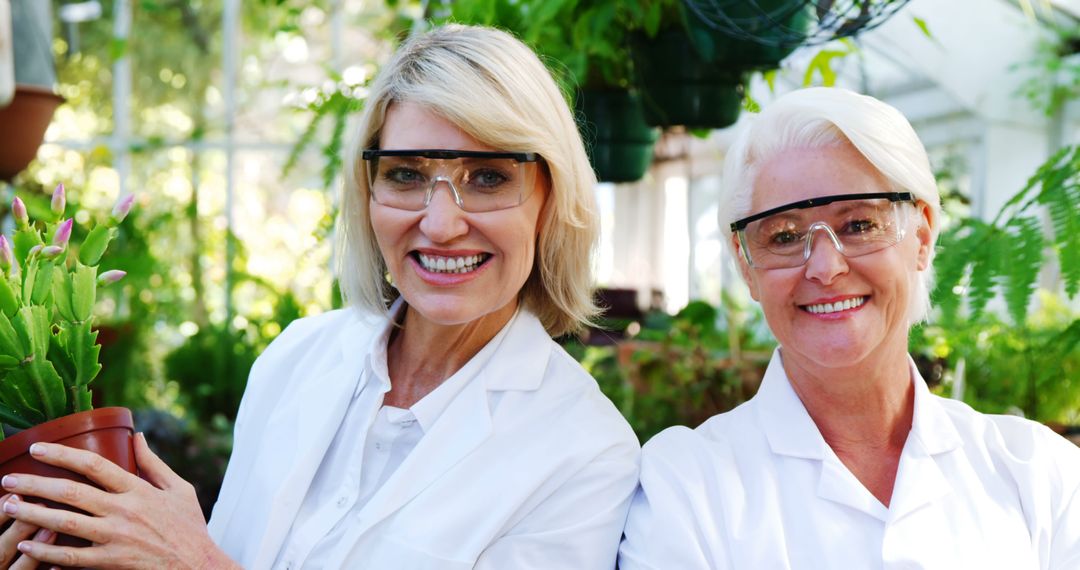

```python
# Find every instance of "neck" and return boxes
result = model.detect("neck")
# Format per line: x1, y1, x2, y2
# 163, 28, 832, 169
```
781, 339, 915, 507
783, 342, 914, 450
384, 300, 518, 408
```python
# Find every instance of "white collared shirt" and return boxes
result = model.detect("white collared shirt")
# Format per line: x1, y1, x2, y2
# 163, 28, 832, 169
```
619, 349, 1080, 569
274, 299, 511, 570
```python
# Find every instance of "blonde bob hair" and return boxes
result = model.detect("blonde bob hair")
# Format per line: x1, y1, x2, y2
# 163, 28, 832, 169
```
338, 24, 600, 337
717, 87, 941, 325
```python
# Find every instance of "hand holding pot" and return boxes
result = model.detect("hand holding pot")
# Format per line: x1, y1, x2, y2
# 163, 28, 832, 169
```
0, 493, 57, 569
0, 434, 239, 570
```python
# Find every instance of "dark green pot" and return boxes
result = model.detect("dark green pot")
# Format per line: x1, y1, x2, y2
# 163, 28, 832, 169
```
687, 0, 812, 70
632, 30, 746, 130
576, 88, 658, 184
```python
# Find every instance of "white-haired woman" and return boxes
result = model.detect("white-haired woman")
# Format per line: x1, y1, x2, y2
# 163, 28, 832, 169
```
618, 87, 1080, 569
0, 25, 639, 569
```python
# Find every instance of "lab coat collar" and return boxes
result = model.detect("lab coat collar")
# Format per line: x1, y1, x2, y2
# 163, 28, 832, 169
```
332, 303, 554, 547
755, 350, 830, 460
753, 348, 963, 522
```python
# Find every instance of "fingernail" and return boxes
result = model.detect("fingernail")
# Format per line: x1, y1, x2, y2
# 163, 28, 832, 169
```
3, 499, 17, 514
1, 475, 16, 489
29, 443, 45, 457
33, 528, 54, 541
16, 541, 31, 554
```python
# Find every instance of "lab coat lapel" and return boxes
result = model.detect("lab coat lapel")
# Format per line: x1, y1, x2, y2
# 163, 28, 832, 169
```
347, 308, 549, 538
251, 314, 380, 569
351, 365, 494, 537
887, 360, 962, 522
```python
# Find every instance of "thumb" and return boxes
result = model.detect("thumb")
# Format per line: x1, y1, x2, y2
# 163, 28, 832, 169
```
133, 432, 181, 490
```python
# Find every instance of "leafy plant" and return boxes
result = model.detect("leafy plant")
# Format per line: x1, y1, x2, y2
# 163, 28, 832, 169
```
933, 145, 1080, 326
568, 299, 776, 442
1013, 24, 1080, 117
0, 184, 133, 432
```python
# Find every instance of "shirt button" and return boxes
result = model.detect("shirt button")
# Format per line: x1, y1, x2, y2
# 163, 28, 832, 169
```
284, 561, 294, 570
337, 496, 348, 508
375, 442, 383, 451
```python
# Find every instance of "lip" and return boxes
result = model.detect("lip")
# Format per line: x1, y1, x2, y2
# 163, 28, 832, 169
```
798, 294, 870, 320
407, 251, 492, 286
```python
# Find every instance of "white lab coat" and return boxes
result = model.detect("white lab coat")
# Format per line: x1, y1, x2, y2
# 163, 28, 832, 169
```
619, 349, 1080, 570
208, 307, 640, 569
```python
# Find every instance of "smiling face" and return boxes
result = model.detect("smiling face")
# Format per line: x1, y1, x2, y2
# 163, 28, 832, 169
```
369, 102, 547, 327
735, 143, 932, 373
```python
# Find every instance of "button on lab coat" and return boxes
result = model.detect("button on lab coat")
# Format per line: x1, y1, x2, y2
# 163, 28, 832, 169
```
208, 307, 640, 569
619, 350, 1080, 569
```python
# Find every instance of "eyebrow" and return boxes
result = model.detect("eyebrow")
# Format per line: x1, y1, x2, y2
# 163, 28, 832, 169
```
362, 149, 539, 161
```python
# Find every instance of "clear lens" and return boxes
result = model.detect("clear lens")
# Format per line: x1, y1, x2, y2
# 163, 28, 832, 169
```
739, 198, 910, 269
366, 155, 536, 212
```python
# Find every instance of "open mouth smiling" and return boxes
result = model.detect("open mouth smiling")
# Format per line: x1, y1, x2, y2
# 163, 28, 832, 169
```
800, 295, 869, 315
411, 251, 492, 274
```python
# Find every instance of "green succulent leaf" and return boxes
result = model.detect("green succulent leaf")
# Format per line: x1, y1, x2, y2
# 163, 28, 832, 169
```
0, 312, 25, 360
0, 400, 33, 430
30, 260, 54, 306
59, 321, 101, 388
12, 229, 43, 269
0, 278, 18, 318
79, 225, 116, 267
71, 264, 97, 323
48, 333, 77, 389
52, 270, 76, 323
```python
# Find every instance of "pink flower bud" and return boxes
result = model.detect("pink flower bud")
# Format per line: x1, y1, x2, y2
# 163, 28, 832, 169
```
12, 197, 28, 229
51, 183, 66, 215
27, 245, 42, 258
110, 194, 136, 225
53, 219, 73, 248
41, 245, 64, 259
98, 270, 126, 285
0, 236, 11, 271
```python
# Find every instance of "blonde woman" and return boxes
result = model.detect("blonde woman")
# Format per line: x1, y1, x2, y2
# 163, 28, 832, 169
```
0, 25, 639, 569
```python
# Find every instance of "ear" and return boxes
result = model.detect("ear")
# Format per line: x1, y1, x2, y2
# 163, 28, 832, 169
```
731, 234, 761, 302
914, 201, 934, 271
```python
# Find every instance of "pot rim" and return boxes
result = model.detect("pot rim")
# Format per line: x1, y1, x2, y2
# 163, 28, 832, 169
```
0, 407, 133, 465
11, 84, 64, 103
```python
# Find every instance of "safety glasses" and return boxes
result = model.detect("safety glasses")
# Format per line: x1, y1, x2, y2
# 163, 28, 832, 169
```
362, 149, 541, 213
730, 192, 916, 269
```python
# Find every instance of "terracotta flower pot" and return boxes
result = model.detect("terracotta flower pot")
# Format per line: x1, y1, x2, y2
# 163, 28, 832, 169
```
0, 84, 64, 182
0, 407, 135, 568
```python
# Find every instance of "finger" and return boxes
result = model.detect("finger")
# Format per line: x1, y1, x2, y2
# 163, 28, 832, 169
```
2, 473, 108, 514
16, 538, 99, 570
0, 509, 39, 567
2, 495, 105, 544
134, 432, 183, 490
10, 527, 56, 570
27, 442, 139, 494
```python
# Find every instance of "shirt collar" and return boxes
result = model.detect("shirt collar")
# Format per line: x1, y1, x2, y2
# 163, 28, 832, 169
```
366, 298, 523, 433
755, 348, 963, 460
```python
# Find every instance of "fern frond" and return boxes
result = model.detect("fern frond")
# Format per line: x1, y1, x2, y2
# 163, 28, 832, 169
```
1002, 216, 1043, 325
994, 145, 1073, 225
283, 100, 333, 178
966, 225, 1001, 320
932, 219, 982, 324
1040, 171, 1080, 298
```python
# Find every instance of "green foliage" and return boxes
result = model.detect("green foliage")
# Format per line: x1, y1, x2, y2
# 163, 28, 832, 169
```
282, 81, 365, 190
912, 292, 1080, 423
567, 300, 776, 442
0, 191, 130, 433
1013, 24, 1080, 117
933, 145, 1080, 325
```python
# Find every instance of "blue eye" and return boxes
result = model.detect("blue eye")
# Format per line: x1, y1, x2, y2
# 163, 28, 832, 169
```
383, 167, 425, 187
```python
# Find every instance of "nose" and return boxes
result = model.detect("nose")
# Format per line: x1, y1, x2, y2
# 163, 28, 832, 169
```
419, 180, 469, 243
803, 224, 848, 284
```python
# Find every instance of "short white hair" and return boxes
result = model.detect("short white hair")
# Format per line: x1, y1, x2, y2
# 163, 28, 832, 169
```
718, 87, 941, 324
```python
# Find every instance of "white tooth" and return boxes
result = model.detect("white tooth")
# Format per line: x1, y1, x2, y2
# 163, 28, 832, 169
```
467, 255, 475, 266
435, 258, 445, 271
842, 299, 851, 310
455, 257, 464, 269
420, 254, 429, 267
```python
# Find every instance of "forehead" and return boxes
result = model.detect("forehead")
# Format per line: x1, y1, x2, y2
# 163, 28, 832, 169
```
379, 101, 497, 153
750, 143, 891, 213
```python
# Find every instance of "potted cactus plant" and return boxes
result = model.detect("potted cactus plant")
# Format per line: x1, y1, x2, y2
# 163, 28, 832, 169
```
0, 183, 135, 552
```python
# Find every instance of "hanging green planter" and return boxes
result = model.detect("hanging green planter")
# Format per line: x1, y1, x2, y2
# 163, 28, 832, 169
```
684, 0, 811, 71
632, 29, 746, 130
576, 88, 658, 184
